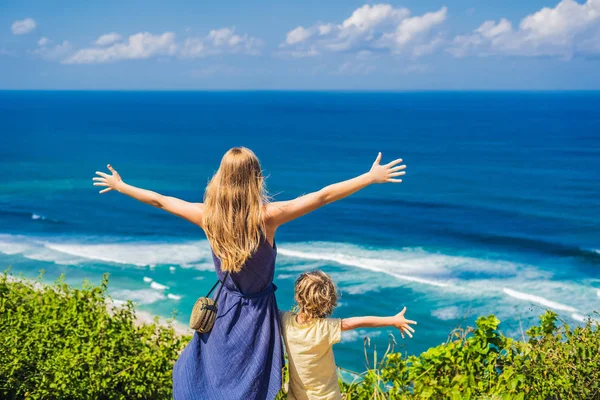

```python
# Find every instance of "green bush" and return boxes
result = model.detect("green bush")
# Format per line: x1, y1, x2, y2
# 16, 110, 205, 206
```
2, 271, 598, 399
335, 311, 600, 399
0, 271, 190, 399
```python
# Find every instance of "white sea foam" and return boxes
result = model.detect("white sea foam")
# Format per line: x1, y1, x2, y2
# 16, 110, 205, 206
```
43, 241, 209, 267
341, 329, 382, 343
0, 234, 215, 268
0, 238, 31, 255
503, 288, 577, 312
277, 274, 294, 280
150, 281, 169, 290
278, 246, 450, 288
3, 234, 597, 327
179, 262, 215, 271
31, 213, 57, 222
0, 237, 81, 265
432, 306, 462, 321
167, 293, 182, 300
277, 261, 326, 272
111, 289, 166, 305
571, 313, 586, 322
0, 236, 508, 291
143, 277, 153, 283
343, 282, 387, 295
169, 266, 176, 272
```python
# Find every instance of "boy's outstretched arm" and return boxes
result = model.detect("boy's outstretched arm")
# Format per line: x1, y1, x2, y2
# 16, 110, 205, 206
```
341, 307, 416, 338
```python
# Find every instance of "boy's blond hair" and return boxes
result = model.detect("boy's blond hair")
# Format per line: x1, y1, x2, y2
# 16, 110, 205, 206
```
294, 270, 338, 319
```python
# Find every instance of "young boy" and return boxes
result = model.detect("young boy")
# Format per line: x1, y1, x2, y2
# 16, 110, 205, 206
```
279, 270, 417, 400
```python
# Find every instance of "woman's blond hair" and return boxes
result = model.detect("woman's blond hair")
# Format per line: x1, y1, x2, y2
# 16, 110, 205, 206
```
294, 270, 339, 319
203, 147, 268, 273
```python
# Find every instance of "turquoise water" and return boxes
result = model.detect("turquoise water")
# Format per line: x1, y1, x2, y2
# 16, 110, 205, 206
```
1, 91, 599, 372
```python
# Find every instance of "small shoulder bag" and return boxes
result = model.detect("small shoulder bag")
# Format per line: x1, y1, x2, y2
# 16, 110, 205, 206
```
189, 272, 229, 333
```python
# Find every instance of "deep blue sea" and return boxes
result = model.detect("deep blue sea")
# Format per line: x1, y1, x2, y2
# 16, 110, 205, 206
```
1, 91, 599, 373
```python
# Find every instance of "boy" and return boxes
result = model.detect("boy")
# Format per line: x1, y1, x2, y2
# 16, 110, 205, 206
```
279, 270, 417, 400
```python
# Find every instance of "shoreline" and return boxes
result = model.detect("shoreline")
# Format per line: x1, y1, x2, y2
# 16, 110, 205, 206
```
130, 307, 192, 336
4, 274, 193, 336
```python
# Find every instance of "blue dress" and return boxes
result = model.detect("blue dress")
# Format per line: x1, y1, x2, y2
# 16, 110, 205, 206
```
173, 238, 283, 400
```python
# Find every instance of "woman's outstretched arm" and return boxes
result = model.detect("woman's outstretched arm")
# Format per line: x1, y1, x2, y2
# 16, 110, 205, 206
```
266, 153, 405, 228
93, 164, 204, 227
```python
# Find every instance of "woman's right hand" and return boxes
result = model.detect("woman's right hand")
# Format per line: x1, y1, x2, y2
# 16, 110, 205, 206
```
368, 152, 406, 183
93, 164, 123, 194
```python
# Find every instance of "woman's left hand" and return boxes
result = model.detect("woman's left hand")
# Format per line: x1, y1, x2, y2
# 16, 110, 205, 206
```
93, 164, 123, 194
368, 152, 406, 183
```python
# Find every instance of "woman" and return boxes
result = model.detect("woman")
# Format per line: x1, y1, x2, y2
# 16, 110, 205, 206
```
93, 147, 405, 400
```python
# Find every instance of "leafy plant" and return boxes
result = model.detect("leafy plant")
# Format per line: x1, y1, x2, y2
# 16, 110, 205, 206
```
2, 271, 598, 399
0, 271, 190, 399
284, 311, 599, 399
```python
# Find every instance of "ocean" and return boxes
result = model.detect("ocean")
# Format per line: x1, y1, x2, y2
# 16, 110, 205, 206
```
1, 90, 599, 373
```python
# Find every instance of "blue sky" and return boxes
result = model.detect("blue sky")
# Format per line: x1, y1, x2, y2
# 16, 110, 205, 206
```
1, 0, 600, 90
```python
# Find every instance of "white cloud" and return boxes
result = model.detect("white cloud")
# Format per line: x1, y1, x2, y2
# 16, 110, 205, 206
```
281, 3, 446, 58
180, 27, 262, 58
333, 61, 376, 75
286, 26, 313, 45
277, 48, 320, 58
64, 32, 176, 64
411, 35, 444, 57
180, 37, 205, 58
38, 27, 261, 64
402, 63, 435, 74
520, 0, 600, 41
38, 37, 50, 47
318, 24, 334, 35
95, 33, 123, 46
356, 50, 376, 60
340, 4, 409, 33
476, 18, 512, 39
33, 40, 72, 61
208, 27, 261, 51
189, 65, 240, 78
449, 0, 600, 58
11, 18, 36, 35
380, 7, 447, 48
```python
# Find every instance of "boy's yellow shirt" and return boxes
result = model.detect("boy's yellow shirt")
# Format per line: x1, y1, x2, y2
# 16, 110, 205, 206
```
279, 311, 342, 400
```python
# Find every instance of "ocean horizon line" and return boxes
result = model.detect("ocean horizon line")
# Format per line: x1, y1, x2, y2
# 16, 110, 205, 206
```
1, 89, 600, 94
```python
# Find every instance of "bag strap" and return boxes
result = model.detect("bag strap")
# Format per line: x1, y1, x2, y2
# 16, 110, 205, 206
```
206, 272, 230, 302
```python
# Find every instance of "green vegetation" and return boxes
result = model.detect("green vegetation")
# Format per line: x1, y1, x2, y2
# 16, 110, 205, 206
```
2, 272, 598, 399
332, 313, 600, 399
0, 272, 190, 399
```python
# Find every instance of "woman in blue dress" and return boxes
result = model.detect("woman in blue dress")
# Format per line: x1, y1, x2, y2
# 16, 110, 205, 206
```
93, 147, 405, 399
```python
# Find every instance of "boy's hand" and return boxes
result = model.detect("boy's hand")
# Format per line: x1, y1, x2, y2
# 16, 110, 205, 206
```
392, 307, 416, 338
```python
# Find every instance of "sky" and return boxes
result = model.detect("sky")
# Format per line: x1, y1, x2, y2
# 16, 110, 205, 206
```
1, 0, 600, 90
